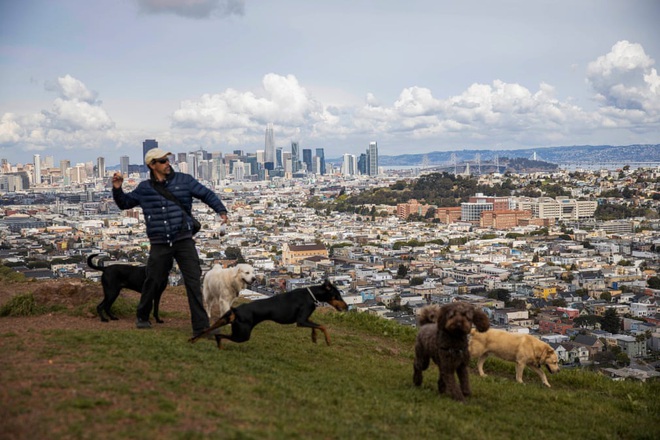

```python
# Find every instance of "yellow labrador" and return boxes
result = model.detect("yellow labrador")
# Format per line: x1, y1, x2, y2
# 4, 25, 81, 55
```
469, 328, 560, 387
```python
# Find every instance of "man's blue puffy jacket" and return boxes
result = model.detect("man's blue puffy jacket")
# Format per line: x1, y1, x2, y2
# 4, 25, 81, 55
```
112, 171, 227, 245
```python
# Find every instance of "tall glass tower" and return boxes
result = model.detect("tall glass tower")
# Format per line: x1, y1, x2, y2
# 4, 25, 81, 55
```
315, 148, 325, 175
120, 156, 129, 176
96, 157, 105, 179
143, 139, 158, 161
367, 141, 378, 176
291, 141, 300, 172
264, 123, 275, 168
302, 149, 312, 172
33, 154, 41, 185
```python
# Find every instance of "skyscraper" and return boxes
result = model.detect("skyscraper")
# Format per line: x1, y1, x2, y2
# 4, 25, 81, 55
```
315, 148, 325, 175
120, 156, 129, 176
59, 160, 71, 178
43, 155, 54, 169
187, 152, 199, 178
341, 154, 354, 175
302, 148, 312, 172
367, 141, 379, 176
33, 154, 41, 185
275, 147, 283, 169
358, 153, 367, 175
291, 141, 300, 173
264, 123, 275, 168
97, 157, 106, 179
143, 139, 158, 161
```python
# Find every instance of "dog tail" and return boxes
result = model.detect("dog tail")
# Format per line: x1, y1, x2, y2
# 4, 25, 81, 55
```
87, 254, 103, 271
418, 304, 442, 326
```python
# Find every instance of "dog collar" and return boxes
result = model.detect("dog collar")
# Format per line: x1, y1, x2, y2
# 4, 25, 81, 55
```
307, 287, 321, 306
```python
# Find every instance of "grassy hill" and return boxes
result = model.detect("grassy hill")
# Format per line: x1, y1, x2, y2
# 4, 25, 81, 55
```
0, 286, 658, 440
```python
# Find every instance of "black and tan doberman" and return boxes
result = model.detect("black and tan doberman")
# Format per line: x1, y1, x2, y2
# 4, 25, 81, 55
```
189, 279, 348, 348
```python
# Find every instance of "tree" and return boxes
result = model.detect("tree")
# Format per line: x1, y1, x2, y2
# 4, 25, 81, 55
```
615, 352, 630, 367
488, 288, 510, 304
600, 291, 612, 303
551, 298, 567, 307
396, 264, 408, 279
647, 276, 660, 289
600, 309, 621, 334
224, 246, 245, 263
409, 276, 425, 286
574, 315, 600, 328
510, 299, 527, 310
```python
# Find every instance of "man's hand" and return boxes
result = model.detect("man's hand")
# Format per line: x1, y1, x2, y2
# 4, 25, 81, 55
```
218, 214, 229, 236
112, 172, 124, 189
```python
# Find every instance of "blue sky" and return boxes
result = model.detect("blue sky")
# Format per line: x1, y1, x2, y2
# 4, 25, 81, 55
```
1, 0, 659, 165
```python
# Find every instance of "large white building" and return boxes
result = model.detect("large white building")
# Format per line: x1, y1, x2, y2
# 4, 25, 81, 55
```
514, 196, 597, 220
342, 154, 357, 176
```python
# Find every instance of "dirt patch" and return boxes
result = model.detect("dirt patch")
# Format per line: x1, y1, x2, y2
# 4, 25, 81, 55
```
0, 279, 193, 332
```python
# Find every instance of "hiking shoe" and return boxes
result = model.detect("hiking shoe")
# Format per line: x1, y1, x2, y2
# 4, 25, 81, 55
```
136, 319, 152, 329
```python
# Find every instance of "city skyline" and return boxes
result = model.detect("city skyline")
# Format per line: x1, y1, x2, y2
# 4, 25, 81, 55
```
1, 1, 659, 165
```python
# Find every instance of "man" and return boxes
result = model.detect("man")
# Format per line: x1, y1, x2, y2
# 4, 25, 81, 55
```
112, 148, 228, 337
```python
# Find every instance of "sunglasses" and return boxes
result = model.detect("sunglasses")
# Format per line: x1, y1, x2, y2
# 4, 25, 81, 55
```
152, 158, 170, 165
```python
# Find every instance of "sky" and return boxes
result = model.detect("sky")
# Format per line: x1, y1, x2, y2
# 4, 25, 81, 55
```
1, 0, 659, 166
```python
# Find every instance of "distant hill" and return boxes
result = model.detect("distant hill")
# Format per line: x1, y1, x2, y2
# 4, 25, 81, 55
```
332, 144, 660, 166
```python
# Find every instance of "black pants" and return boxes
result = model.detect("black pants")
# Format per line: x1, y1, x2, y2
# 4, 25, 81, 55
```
138, 238, 209, 335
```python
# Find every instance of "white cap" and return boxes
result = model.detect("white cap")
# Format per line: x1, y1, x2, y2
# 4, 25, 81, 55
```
144, 148, 172, 164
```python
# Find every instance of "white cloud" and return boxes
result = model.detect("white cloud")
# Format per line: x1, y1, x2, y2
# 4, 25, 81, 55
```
135, 0, 244, 19
46, 74, 99, 103
0, 75, 114, 151
168, 46, 659, 151
41, 75, 114, 132
171, 73, 325, 137
587, 40, 660, 114
394, 87, 442, 117
1, 41, 658, 162
0, 114, 24, 144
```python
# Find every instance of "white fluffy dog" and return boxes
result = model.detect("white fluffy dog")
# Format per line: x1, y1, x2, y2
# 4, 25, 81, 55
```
202, 264, 257, 319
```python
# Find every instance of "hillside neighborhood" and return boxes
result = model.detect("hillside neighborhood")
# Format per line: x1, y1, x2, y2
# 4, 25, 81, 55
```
1, 164, 660, 382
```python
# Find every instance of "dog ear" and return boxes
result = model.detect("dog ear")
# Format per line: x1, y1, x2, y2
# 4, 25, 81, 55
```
436, 305, 448, 326
537, 345, 552, 364
472, 307, 490, 333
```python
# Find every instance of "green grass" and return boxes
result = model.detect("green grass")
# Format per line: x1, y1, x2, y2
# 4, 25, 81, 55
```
1, 309, 658, 440
0, 293, 54, 316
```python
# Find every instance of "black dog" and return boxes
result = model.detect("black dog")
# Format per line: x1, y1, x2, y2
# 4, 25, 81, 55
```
189, 279, 348, 348
87, 254, 164, 323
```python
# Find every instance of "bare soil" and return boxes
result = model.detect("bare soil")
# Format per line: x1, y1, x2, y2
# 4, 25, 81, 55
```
0, 278, 193, 332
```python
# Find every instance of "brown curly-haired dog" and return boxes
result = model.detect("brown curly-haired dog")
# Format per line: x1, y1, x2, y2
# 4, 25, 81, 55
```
413, 302, 490, 402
